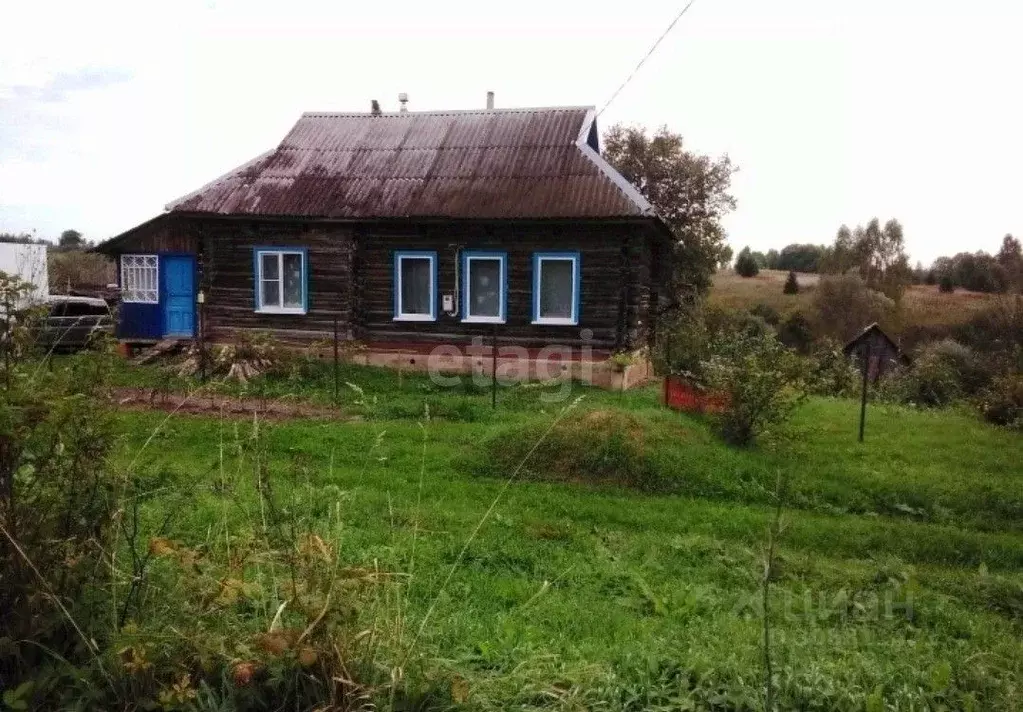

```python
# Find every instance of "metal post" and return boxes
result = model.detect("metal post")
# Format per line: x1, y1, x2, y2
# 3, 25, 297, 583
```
858, 342, 870, 443
333, 317, 339, 407
491, 326, 498, 409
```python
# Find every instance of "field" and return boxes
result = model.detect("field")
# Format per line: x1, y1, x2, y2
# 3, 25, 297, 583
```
709, 269, 999, 332
107, 361, 1023, 710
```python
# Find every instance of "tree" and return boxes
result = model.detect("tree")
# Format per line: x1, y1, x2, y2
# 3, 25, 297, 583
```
997, 234, 1022, 289
604, 124, 737, 307
821, 219, 910, 300
811, 274, 895, 341
58, 229, 84, 248
751, 251, 768, 269
735, 247, 760, 278
765, 249, 780, 270
819, 224, 859, 274
717, 244, 734, 271
776, 243, 826, 273
783, 271, 800, 294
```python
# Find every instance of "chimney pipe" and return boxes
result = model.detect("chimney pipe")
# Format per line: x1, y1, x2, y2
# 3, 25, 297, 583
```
486, 91, 494, 110
398, 92, 409, 113
370, 99, 381, 116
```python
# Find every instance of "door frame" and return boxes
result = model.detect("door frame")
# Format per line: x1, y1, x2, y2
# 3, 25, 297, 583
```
159, 253, 197, 338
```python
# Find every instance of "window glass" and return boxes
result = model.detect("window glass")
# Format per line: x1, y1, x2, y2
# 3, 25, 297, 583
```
282, 253, 303, 308
539, 259, 574, 320
467, 258, 501, 318
400, 257, 433, 316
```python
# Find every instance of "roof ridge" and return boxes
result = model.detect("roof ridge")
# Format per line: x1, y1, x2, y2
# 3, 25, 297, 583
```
301, 105, 595, 118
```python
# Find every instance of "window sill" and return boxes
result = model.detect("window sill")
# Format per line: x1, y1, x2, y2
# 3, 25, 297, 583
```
532, 318, 578, 326
393, 314, 436, 322
462, 316, 506, 324
256, 307, 307, 315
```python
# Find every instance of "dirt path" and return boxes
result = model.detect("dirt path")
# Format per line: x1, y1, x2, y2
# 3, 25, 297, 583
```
109, 387, 353, 421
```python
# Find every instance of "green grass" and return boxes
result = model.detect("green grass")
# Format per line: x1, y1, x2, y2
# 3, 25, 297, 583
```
108, 362, 1023, 710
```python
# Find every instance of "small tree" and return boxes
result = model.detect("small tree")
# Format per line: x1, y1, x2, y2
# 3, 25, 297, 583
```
702, 329, 806, 446
58, 229, 84, 248
938, 272, 956, 293
783, 271, 800, 294
735, 247, 760, 278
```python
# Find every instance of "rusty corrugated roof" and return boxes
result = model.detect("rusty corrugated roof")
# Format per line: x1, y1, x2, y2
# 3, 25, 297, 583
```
166, 107, 653, 220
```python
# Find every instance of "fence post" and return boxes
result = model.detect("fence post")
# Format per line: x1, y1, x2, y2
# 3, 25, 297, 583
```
491, 326, 498, 409
858, 342, 870, 443
333, 316, 339, 407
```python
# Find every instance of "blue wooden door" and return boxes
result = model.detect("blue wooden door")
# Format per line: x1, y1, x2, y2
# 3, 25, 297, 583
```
162, 256, 195, 337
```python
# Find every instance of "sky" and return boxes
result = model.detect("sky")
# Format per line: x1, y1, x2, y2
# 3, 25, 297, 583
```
1, 0, 1020, 264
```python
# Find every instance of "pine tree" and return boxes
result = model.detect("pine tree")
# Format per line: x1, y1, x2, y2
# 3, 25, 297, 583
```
783, 270, 800, 295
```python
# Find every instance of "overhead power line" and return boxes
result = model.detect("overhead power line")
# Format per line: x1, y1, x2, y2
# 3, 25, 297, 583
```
598, 0, 699, 116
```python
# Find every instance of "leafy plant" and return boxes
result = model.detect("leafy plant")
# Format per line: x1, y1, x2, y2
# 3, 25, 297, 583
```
702, 329, 806, 446
978, 373, 1023, 428
735, 247, 760, 278
783, 270, 800, 295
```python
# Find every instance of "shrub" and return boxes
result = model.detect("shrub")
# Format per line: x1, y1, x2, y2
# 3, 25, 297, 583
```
783, 270, 800, 294
778, 311, 814, 354
702, 329, 806, 446
811, 274, 896, 341
805, 339, 859, 397
922, 339, 993, 395
978, 374, 1023, 428
881, 348, 962, 407
938, 272, 956, 293
749, 302, 781, 326
734, 247, 760, 278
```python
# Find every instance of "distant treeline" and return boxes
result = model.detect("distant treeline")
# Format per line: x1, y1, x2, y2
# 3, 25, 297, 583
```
746, 231, 1022, 295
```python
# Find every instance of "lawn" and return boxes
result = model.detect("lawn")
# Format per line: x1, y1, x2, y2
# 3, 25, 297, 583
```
108, 362, 1023, 710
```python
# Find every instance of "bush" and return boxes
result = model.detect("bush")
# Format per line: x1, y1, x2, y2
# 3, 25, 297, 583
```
734, 247, 760, 278
938, 272, 956, 293
778, 311, 815, 354
805, 339, 859, 397
922, 339, 993, 395
812, 274, 896, 341
702, 329, 806, 446
783, 270, 800, 294
978, 374, 1023, 428
879, 348, 961, 407
749, 302, 781, 326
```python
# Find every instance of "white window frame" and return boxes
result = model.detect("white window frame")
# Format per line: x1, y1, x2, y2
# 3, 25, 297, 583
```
532, 252, 581, 326
121, 254, 159, 304
254, 248, 307, 315
393, 251, 437, 322
461, 250, 507, 324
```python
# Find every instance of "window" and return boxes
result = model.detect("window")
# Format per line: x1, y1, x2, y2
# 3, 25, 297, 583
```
394, 251, 437, 321
532, 252, 580, 325
121, 254, 159, 304
462, 250, 507, 323
254, 248, 307, 314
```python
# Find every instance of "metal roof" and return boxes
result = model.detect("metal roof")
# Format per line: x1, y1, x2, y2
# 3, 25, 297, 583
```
166, 107, 654, 220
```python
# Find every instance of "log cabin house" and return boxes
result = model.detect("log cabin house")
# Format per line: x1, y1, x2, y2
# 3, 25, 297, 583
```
95, 99, 671, 387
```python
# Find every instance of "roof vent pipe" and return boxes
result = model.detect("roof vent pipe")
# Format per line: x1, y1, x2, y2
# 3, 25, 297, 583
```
370, 99, 381, 115
398, 92, 409, 113
486, 91, 494, 110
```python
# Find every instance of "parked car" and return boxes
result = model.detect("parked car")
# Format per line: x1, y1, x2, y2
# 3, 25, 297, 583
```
37, 295, 114, 351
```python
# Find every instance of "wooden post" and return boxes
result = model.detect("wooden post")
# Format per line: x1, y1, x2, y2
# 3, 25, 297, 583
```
858, 342, 870, 443
491, 326, 498, 409
333, 317, 339, 407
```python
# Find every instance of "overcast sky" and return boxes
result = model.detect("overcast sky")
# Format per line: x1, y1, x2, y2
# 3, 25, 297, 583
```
1, 0, 1020, 263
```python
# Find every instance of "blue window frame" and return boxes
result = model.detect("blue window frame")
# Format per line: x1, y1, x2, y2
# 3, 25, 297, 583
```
461, 250, 507, 323
393, 250, 438, 321
532, 251, 581, 325
253, 247, 308, 314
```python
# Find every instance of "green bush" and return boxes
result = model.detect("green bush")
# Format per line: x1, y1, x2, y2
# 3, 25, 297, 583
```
749, 302, 781, 326
734, 247, 760, 278
805, 339, 859, 397
978, 374, 1023, 428
880, 349, 961, 407
778, 311, 815, 354
702, 329, 806, 446
923, 339, 993, 394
